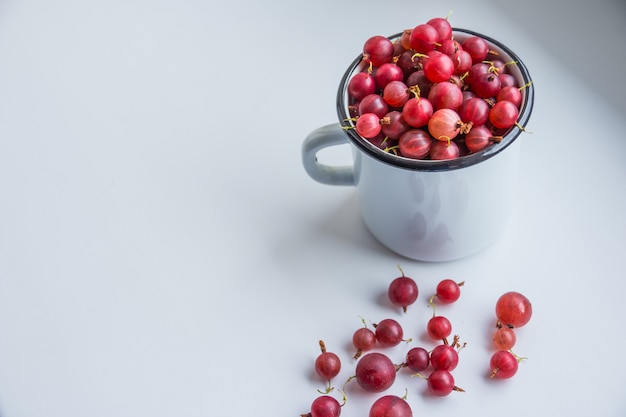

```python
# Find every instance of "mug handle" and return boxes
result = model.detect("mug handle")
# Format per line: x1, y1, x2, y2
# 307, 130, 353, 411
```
302, 123, 355, 186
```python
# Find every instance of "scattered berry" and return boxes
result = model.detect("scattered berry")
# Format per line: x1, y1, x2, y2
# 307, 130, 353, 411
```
492, 326, 516, 350
424, 369, 465, 396
354, 352, 398, 393
369, 394, 412, 417
434, 279, 464, 304
302, 395, 343, 417
403, 347, 430, 372
387, 266, 419, 312
489, 350, 525, 379
426, 295, 453, 342
495, 291, 533, 328
426, 315, 452, 342
352, 319, 377, 359
429, 343, 459, 371
315, 340, 342, 393
374, 318, 406, 347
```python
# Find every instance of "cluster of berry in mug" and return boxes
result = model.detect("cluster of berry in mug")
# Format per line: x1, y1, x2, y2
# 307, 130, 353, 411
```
345, 15, 531, 161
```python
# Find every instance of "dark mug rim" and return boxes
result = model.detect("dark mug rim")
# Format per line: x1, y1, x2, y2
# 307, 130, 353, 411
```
336, 28, 535, 172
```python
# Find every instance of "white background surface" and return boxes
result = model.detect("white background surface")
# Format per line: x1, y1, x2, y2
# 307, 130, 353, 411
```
1, 0, 626, 416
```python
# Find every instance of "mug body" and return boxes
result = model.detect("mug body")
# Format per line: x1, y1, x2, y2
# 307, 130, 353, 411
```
352, 137, 521, 261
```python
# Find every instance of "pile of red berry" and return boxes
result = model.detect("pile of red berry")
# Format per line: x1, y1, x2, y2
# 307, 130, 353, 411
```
344, 15, 532, 161
300, 266, 533, 417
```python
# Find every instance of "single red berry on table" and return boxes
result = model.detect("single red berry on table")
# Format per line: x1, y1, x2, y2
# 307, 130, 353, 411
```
429, 343, 459, 371
374, 318, 405, 347
404, 346, 430, 372
426, 315, 452, 342
315, 340, 341, 393
355, 352, 397, 393
426, 369, 464, 396
369, 395, 412, 417
387, 266, 419, 312
434, 279, 464, 304
352, 327, 376, 359
495, 291, 532, 328
492, 326, 516, 350
489, 350, 523, 379
302, 395, 342, 417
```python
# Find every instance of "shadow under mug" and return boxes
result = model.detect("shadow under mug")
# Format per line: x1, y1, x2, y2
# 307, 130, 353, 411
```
302, 28, 534, 262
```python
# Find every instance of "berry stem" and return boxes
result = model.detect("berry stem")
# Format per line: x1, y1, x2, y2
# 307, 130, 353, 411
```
317, 382, 334, 395
428, 295, 437, 317
342, 375, 356, 392
384, 144, 400, 155
411, 52, 428, 61
319, 340, 327, 353
519, 80, 533, 91
514, 122, 532, 134
408, 85, 421, 98
510, 350, 528, 363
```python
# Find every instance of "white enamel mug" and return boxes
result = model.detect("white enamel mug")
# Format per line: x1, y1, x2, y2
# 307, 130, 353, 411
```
302, 29, 534, 262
